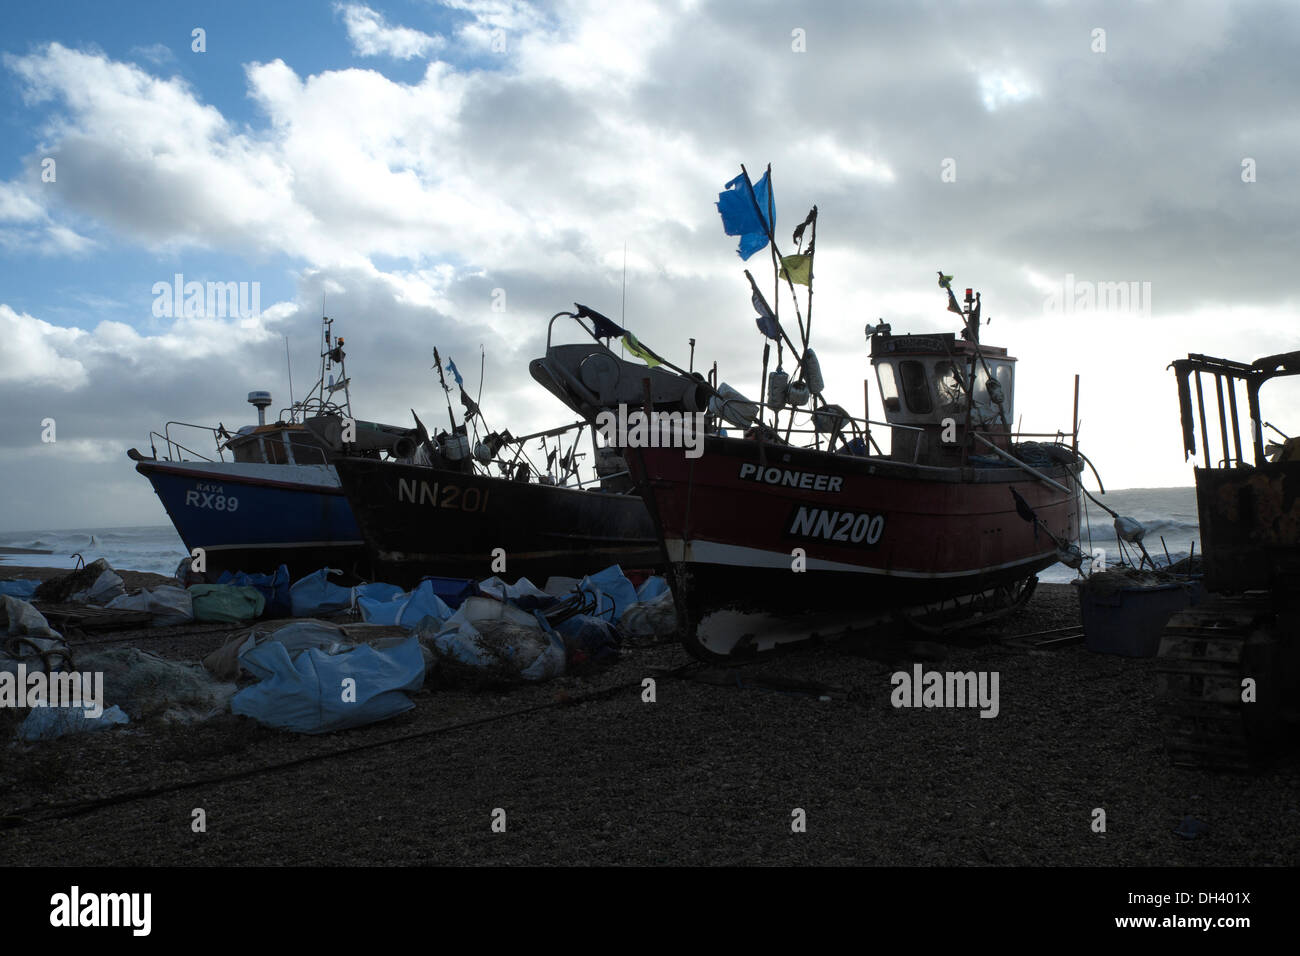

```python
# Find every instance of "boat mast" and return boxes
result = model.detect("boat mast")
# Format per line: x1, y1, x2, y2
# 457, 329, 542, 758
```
284, 334, 295, 421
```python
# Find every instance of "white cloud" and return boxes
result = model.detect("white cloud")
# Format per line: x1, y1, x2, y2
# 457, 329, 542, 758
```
444, 0, 549, 54
128, 43, 175, 66
978, 69, 1037, 111
2, 0, 1300, 518
0, 304, 89, 388
337, 3, 445, 59
0, 178, 95, 254
0, 181, 45, 222
814, 136, 896, 183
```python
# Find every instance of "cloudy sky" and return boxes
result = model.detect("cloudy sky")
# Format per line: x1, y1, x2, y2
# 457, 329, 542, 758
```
1, 0, 1297, 531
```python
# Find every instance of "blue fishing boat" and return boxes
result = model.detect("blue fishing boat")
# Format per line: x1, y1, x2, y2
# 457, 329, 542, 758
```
128, 317, 425, 580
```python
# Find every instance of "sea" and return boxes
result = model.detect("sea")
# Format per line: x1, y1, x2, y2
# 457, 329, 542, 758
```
0, 525, 189, 577
0, 486, 1200, 583
1040, 485, 1201, 583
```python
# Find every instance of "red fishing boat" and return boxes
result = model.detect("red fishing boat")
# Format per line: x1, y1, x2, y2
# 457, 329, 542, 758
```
628, 315, 1083, 658
536, 169, 1086, 659
670, 171, 1087, 656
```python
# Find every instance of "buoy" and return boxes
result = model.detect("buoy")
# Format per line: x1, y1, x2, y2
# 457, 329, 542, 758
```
803, 348, 824, 395
1057, 543, 1084, 569
787, 380, 810, 407
767, 368, 789, 410
474, 441, 492, 463
443, 434, 470, 461
987, 376, 1005, 407
1113, 515, 1145, 543
813, 403, 849, 433
709, 383, 759, 428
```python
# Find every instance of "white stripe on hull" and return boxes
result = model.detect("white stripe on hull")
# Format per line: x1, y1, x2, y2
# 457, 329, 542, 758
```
147, 459, 340, 490
202, 540, 364, 551
664, 538, 1056, 578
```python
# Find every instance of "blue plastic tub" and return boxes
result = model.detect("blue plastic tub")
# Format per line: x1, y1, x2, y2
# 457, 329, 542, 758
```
1079, 580, 1201, 657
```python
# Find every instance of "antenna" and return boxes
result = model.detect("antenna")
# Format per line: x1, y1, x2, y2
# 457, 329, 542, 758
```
477, 343, 485, 407
285, 334, 294, 419
619, 242, 628, 363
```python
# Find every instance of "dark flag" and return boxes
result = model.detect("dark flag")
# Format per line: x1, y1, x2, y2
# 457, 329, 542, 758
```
792, 206, 817, 246
1009, 488, 1039, 541
575, 303, 624, 339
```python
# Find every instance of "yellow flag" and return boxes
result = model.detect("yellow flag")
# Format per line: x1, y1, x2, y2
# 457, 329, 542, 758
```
622, 330, 663, 368
780, 254, 812, 286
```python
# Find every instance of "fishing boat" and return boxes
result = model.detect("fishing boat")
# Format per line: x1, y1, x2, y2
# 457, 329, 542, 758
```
333, 421, 663, 589
330, 318, 666, 587
537, 168, 1085, 659
128, 317, 423, 580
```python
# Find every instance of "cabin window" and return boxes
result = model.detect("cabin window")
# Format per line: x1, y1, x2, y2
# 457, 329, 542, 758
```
899, 360, 933, 414
876, 362, 901, 413
966, 361, 1015, 424
995, 363, 1014, 422
290, 437, 327, 465
934, 361, 966, 414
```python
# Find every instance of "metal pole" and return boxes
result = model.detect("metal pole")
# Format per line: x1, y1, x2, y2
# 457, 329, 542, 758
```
972, 434, 1071, 494
1071, 373, 1080, 455
1194, 372, 1210, 469
1214, 374, 1230, 467
804, 206, 817, 346
1225, 376, 1243, 466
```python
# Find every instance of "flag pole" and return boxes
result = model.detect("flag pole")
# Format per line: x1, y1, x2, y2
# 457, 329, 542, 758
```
804, 205, 818, 348
431, 347, 459, 435
744, 270, 803, 367
759, 164, 786, 432
740, 164, 807, 350
762, 166, 783, 352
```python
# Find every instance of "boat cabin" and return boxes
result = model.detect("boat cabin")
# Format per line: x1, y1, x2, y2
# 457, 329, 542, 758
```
224, 423, 334, 466
870, 330, 1016, 465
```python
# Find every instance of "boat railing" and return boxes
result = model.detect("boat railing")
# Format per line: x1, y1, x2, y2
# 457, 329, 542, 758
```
545, 310, 595, 350
278, 396, 347, 426
713, 397, 928, 463
290, 442, 332, 466
153, 422, 228, 462
972, 429, 1073, 440
569, 469, 637, 492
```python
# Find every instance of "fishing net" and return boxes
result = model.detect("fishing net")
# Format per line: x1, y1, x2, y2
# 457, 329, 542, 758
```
78, 647, 236, 724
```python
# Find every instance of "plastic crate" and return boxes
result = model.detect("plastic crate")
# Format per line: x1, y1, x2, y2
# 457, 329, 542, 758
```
1079, 580, 1200, 657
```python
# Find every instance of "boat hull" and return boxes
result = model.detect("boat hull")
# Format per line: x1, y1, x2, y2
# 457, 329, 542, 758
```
131, 454, 367, 580
334, 457, 664, 588
629, 436, 1080, 654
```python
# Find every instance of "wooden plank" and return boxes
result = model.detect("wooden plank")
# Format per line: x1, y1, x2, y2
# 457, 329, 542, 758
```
32, 602, 153, 632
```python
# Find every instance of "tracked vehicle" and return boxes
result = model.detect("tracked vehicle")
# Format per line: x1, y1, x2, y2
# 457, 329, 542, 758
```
1157, 351, 1300, 770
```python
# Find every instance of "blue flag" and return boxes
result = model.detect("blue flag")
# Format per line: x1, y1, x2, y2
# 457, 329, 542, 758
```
717, 169, 774, 260
754, 311, 780, 340
446, 357, 463, 387
745, 269, 781, 340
